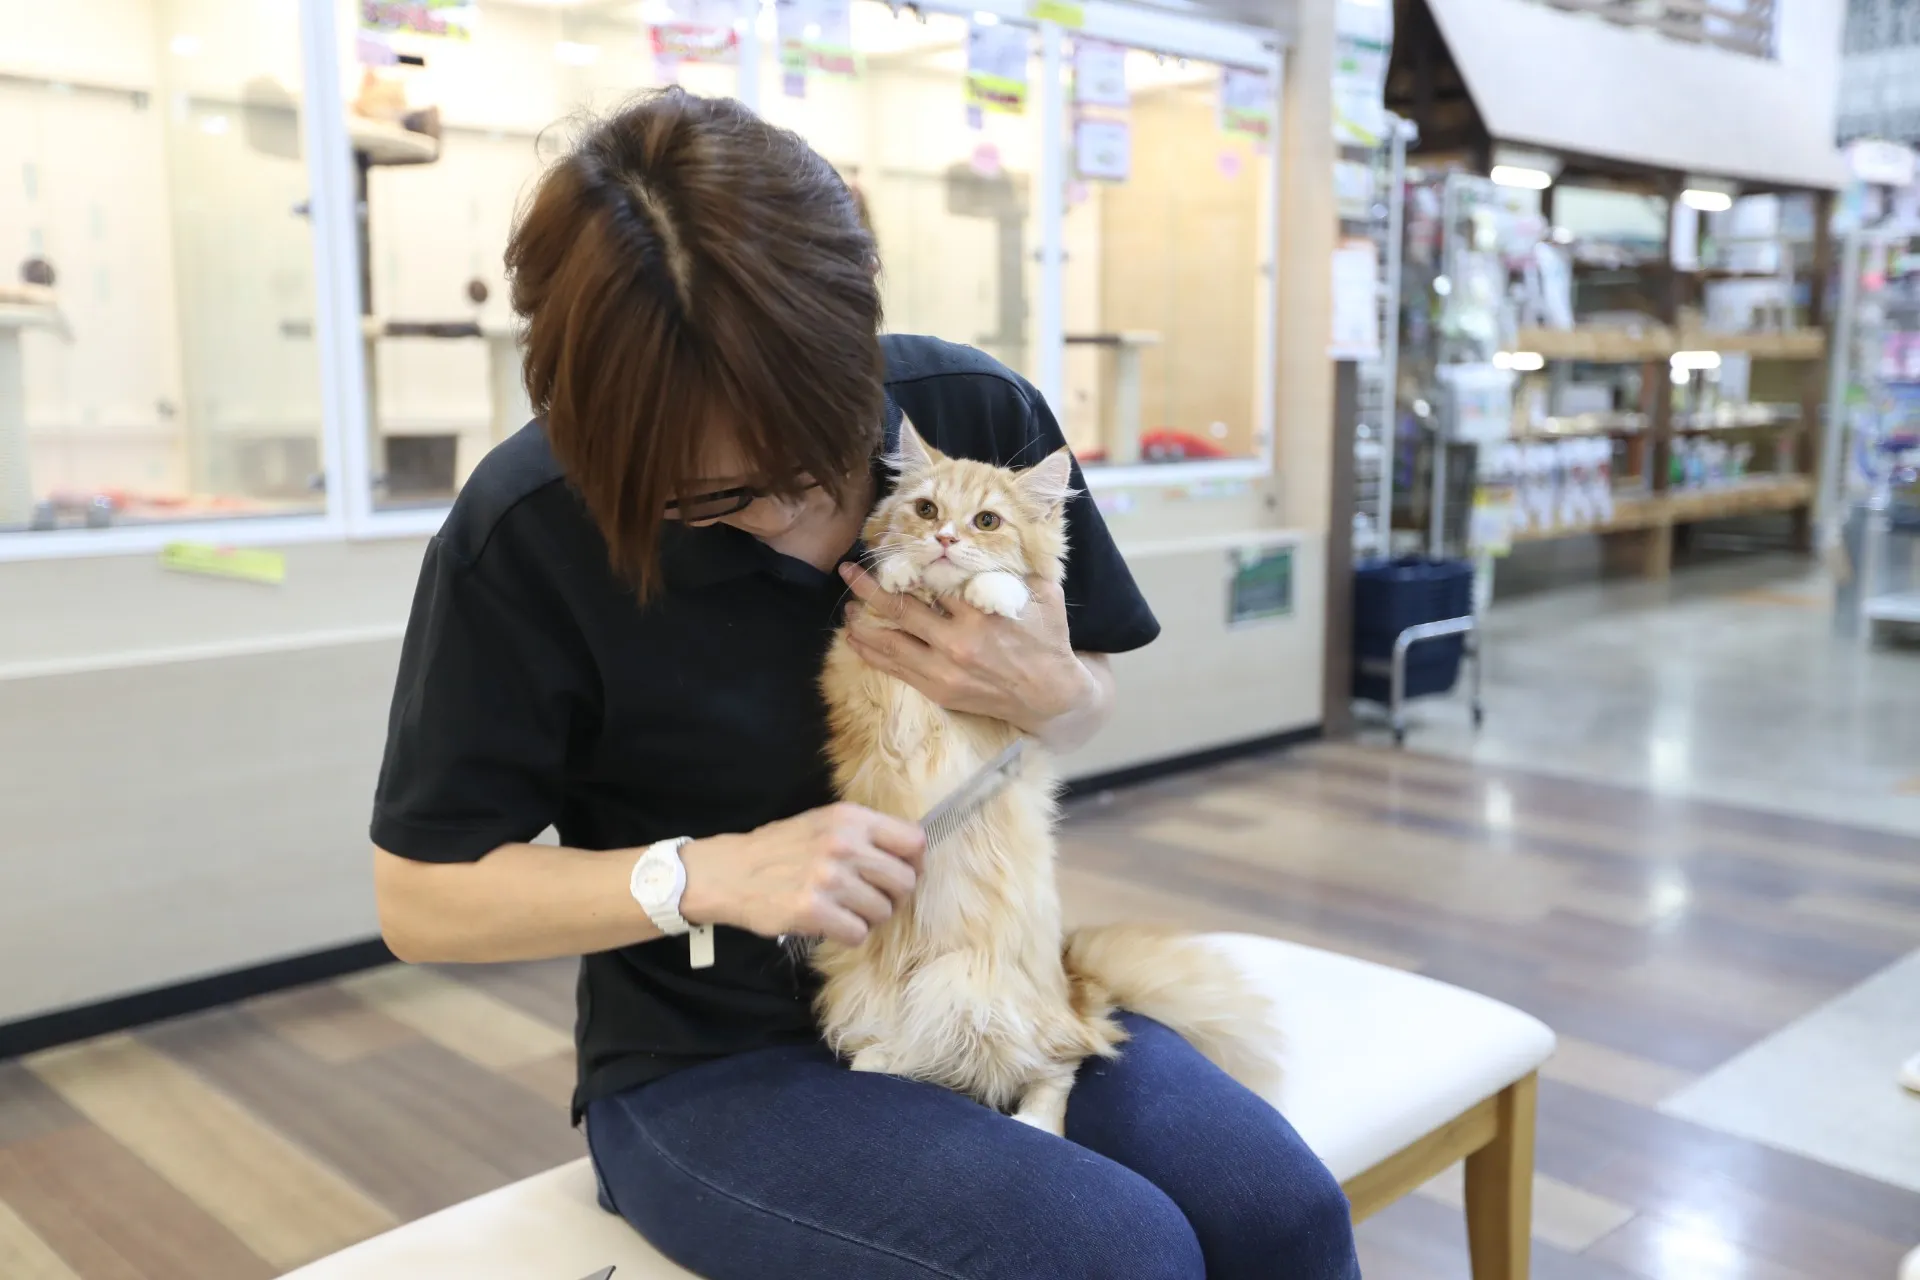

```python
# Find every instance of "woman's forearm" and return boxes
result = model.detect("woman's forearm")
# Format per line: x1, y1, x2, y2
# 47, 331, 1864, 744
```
1033, 653, 1116, 754
373, 841, 665, 964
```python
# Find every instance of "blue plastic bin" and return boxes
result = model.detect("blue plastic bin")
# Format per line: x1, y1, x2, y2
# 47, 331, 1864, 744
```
1351, 557, 1473, 703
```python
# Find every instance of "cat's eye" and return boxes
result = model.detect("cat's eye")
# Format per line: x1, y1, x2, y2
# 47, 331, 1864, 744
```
914, 499, 938, 520
973, 511, 1001, 530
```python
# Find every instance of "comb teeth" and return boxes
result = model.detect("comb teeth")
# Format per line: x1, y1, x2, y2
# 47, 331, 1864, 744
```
921, 805, 974, 850
918, 740, 1028, 851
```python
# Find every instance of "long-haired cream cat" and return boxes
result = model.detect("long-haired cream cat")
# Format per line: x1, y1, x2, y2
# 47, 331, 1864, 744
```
812, 422, 1281, 1135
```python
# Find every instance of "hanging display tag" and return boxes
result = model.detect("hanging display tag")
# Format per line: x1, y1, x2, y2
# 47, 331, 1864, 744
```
651, 0, 741, 72
1333, 0, 1391, 146
1027, 0, 1085, 28
1328, 238, 1381, 360
1073, 38, 1128, 107
776, 0, 809, 96
360, 0, 477, 41
1074, 117, 1130, 182
807, 0, 857, 78
1218, 65, 1273, 143
967, 22, 1030, 115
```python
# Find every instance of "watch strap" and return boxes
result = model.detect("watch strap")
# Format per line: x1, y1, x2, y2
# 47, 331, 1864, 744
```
632, 837, 693, 936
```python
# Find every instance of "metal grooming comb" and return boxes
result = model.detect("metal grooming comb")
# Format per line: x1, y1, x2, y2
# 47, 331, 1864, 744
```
918, 739, 1029, 850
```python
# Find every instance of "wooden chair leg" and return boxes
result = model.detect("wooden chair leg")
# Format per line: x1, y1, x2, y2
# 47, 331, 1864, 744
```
1464, 1072, 1537, 1280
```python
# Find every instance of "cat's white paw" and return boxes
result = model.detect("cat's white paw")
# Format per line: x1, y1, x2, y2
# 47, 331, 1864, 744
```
848, 1046, 895, 1074
963, 571, 1030, 619
872, 556, 920, 595
1009, 1105, 1067, 1137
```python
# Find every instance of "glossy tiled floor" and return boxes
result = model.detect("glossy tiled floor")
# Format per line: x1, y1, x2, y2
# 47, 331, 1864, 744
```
4, 742, 1919, 1278
1401, 553, 1920, 838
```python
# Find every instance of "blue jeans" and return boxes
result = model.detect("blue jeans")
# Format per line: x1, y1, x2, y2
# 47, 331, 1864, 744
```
586, 1014, 1361, 1279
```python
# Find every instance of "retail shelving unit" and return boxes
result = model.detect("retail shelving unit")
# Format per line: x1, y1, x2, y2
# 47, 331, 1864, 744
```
1824, 224, 1920, 642
1400, 173, 1832, 581
1497, 318, 1828, 578
1340, 116, 1415, 561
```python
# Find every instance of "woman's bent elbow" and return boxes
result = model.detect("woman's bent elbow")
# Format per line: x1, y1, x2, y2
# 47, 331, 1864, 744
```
372, 846, 443, 963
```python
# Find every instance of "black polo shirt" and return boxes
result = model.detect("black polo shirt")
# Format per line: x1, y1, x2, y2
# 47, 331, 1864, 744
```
371, 334, 1160, 1120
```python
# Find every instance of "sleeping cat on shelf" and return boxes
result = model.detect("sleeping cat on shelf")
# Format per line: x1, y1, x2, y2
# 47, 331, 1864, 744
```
810, 420, 1283, 1136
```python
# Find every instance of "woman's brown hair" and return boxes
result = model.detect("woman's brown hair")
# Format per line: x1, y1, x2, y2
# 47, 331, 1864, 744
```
506, 89, 884, 595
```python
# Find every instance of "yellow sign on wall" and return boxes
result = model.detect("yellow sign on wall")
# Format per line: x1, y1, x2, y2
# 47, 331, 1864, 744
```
160, 543, 287, 586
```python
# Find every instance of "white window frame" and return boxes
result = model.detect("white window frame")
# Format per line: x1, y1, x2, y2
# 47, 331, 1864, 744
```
0, 0, 1283, 561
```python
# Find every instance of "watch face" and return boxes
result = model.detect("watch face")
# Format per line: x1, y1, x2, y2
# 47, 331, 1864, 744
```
637, 861, 678, 901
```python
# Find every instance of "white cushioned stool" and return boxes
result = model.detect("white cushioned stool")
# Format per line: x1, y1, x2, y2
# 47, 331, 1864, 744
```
283, 934, 1555, 1280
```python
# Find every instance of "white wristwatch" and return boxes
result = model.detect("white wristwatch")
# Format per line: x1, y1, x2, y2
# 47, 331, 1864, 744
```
630, 837, 714, 968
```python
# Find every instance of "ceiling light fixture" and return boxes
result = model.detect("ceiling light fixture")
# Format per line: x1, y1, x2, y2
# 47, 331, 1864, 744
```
1490, 165, 1552, 191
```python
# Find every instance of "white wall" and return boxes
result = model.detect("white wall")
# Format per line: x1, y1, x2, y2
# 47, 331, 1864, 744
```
0, 488, 1314, 1026
1427, 0, 1846, 189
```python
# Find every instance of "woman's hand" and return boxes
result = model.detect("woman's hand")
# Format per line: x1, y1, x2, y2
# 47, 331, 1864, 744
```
679, 803, 925, 946
838, 563, 1102, 740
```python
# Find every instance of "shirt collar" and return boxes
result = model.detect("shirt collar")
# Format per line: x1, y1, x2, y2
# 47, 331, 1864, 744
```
661, 391, 903, 591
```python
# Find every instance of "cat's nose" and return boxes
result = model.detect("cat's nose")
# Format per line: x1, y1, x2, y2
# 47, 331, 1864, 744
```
936, 532, 959, 547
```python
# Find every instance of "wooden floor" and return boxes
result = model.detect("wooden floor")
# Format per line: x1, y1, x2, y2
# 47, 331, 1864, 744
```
3, 742, 1918, 1278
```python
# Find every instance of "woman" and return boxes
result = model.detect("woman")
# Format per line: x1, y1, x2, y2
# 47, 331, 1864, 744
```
371, 89, 1359, 1280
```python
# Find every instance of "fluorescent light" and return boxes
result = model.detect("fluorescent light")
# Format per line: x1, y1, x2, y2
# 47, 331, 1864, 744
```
1508, 351, 1544, 372
553, 40, 600, 65
1681, 188, 1733, 213
198, 114, 229, 135
169, 33, 202, 57
973, 10, 1001, 24
1670, 350, 1721, 371
1549, 226, 1574, 244
1490, 165, 1552, 191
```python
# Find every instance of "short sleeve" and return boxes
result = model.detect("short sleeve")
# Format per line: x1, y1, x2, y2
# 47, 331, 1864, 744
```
1009, 386, 1162, 655
371, 535, 584, 862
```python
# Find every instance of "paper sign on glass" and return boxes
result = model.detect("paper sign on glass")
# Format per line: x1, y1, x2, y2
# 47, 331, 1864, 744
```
1218, 66, 1272, 142
1328, 239, 1381, 360
1074, 117, 1130, 182
1073, 38, 1128, 107
967, 22, 1031, 115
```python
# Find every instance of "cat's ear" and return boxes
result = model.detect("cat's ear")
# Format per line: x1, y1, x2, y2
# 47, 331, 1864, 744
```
887, 415, 939, 474
1014, 446, 1077, 512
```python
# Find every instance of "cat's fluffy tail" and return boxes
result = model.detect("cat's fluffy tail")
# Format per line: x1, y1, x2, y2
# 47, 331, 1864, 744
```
1064, 924, 1283, 1097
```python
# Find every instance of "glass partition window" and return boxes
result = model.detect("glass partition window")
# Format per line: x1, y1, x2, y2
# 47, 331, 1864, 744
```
0, 0, 324, 533
0, 0, 1278, 549
347, 0, 740, 509
1061, 49, 1273, 469
761, 4, 1043, 381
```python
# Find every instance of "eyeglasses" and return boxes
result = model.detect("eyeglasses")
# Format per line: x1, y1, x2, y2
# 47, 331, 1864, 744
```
663, 476, 819, 524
